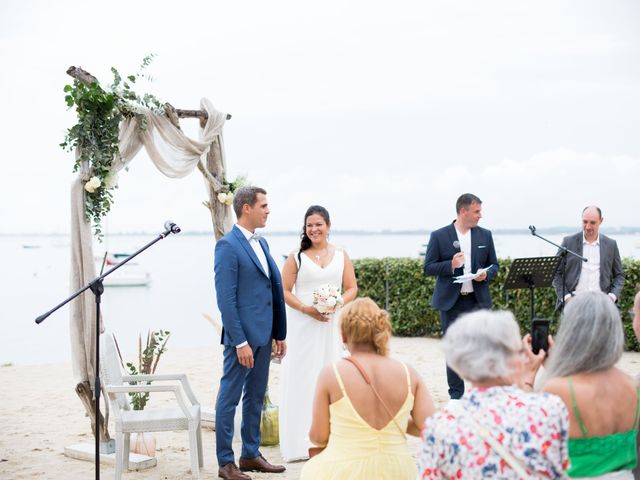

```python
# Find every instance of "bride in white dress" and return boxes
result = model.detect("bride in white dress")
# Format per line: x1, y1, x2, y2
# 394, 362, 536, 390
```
279, 205, 358, 462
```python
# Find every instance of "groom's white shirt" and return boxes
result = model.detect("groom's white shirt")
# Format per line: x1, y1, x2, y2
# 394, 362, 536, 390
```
236, 224, 270, 276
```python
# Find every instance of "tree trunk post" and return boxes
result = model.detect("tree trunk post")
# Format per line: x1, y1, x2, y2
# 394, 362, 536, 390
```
204, 136, 233, 240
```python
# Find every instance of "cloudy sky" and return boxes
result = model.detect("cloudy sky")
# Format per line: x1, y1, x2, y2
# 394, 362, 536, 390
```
1, 0, 639, 234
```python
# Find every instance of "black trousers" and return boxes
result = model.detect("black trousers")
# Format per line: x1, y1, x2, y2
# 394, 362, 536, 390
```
440, 294, 480, 399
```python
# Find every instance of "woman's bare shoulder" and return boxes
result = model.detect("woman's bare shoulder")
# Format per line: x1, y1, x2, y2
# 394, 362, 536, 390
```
541, 376, 570, 397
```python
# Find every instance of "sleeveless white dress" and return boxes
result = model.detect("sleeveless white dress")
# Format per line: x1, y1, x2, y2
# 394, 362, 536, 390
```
279, 249, 346, 461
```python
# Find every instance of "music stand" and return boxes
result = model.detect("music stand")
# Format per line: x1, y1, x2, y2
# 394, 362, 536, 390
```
503, 256, 562, 322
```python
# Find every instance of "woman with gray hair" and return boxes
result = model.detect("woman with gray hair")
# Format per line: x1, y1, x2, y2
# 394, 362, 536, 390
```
542, 291, 640, 479
417, 309, 570, 479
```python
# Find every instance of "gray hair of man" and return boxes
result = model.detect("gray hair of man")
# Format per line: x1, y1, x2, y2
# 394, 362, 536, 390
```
443, 309, 522, 382
544, 290, 623, 379
232, 186, 267, 218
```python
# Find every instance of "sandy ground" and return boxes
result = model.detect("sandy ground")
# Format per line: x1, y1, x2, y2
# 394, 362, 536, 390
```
2, 336, 640, 480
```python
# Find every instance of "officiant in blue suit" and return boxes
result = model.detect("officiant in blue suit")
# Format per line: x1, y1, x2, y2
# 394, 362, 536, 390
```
424, 193, 499, 399
214, 186, 287, 480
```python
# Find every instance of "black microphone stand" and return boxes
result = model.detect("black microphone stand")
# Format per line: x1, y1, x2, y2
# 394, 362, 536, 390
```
35, 223, 180, 480
528, 226, 586, 311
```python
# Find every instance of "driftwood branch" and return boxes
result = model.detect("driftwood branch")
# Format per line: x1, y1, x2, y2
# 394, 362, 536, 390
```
176, 109, 232, 121
66, 66, 232, 121
203, 137, 234, 240
75, 382, 110, 442
197, 161, 225, 192
66, 66, 98, 84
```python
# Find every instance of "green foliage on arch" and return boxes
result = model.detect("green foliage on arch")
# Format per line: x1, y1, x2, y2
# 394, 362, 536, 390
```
60, 55, 163, 239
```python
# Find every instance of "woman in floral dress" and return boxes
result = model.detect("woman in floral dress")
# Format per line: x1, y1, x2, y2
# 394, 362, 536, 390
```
417, 310, 570, 479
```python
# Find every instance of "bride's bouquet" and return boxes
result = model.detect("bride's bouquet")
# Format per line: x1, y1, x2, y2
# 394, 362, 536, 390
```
312, 284, 344, 315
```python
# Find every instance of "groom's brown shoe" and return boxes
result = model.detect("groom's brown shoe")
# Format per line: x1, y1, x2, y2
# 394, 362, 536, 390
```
219, 462, 252, 480
239, 455, 286, 473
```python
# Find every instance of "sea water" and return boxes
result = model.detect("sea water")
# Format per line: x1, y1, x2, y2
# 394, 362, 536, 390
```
3, 232, 639, 365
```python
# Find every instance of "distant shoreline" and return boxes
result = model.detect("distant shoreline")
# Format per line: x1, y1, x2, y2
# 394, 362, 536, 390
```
3, 227, 640, 237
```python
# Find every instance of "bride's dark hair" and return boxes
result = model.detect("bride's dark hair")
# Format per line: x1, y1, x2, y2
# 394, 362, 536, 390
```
297, 205, 331, 268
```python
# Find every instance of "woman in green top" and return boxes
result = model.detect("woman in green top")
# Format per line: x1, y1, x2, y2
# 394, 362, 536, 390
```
542, 291, 639, 479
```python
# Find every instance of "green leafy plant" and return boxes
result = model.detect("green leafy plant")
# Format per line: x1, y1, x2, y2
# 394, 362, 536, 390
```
115, 329, 171, 410
226, 174, 247, 193
61, 54, 164, 239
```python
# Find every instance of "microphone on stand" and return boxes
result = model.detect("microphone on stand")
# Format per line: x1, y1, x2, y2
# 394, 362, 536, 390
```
528, 225, 536, 235
163, 220, 181, 235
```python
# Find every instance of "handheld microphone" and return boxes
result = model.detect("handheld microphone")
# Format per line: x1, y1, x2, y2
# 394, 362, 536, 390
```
164, 220, 181, 234
452, 240, 460, 250
528, 225, 536, 235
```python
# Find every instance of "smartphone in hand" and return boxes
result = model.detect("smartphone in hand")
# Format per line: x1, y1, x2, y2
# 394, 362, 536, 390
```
531, 319, 550, 354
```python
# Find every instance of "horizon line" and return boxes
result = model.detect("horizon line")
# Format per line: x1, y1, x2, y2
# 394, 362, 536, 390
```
3, 226, 640, 236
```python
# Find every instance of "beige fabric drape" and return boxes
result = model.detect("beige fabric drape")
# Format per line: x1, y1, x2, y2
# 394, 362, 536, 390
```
69, 98, 228, 387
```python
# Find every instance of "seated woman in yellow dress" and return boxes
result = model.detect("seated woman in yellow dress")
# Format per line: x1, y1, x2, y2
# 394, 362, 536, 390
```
301, 297, 435, 480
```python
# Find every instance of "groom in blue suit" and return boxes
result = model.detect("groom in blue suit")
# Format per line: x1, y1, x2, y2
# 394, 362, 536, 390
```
424, 193, 499, 399
214, 186, 287, 480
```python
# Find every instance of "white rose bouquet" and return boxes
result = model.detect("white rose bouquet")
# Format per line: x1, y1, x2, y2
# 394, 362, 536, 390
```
312, 284, 344, 315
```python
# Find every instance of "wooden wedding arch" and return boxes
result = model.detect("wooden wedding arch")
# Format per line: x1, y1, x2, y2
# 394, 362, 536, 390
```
66, 65, 235, 442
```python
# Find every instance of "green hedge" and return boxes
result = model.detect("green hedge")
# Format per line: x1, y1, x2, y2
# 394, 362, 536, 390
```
353, 257, 640, 351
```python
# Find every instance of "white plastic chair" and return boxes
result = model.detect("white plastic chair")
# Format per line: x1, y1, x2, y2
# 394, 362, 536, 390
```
99, 334, 203, 479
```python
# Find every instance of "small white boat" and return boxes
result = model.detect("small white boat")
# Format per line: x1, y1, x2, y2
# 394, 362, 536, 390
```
103, 269, 151, 287
96, 253, 151, 287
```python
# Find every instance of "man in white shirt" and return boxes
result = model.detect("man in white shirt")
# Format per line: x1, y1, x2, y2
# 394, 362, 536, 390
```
424, 193, 499, 399
552, 206, 624, 308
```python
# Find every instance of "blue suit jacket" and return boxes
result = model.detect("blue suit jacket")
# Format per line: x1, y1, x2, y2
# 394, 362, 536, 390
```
214, 226, 287, 347
423, 222, 499, 312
